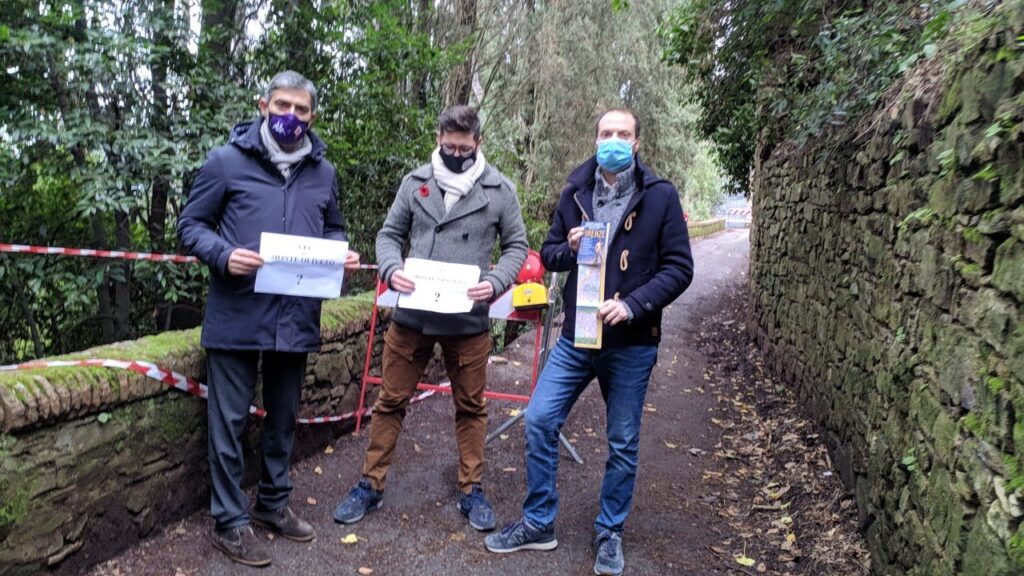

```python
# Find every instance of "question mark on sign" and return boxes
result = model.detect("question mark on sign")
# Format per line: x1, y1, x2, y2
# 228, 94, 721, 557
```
297, 274, 303, 285
434, 292, 441, 302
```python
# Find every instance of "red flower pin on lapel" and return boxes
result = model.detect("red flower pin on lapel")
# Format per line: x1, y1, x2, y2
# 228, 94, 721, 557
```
419, 185, 429, 197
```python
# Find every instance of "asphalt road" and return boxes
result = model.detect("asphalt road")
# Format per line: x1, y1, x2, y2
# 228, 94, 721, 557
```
89, 229, 753, 576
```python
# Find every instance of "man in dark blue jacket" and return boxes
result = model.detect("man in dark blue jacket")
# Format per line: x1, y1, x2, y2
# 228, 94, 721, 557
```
485, 109, 693, 576
178, 70, 359, 567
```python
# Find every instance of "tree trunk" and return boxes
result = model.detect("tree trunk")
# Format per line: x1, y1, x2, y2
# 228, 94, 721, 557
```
445, 0, 477, 106
201, 0, 241, 77
410, 0, 433, 107
147, 0, 175, 251
113, 209, 133, 340
11, 277, 44, 359
45, 16, 119, 344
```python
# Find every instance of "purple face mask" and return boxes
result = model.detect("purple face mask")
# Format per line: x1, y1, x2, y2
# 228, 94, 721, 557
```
268, 113, 310, 147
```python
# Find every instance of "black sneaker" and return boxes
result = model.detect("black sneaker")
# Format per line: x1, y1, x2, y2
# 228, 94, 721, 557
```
457, 484, 496, 531
252, 505, 316, 542
210, 525, 271, 567
593, 530, 624, 575
333, 479, 383, 524
484, 517, 558, 553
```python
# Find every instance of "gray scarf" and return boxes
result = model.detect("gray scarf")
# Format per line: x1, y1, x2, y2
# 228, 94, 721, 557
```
593, 160, 638, 244
260, 118, 313, 178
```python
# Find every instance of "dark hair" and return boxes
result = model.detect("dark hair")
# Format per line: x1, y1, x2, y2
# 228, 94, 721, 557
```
438, 105, 481, 140
594, 108, 641, 139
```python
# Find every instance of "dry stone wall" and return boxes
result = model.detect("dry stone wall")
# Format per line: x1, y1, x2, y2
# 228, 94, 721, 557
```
0, 296, 446, 576
749, 7, 1024, 576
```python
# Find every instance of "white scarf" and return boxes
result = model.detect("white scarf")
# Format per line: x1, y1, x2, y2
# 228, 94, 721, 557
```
431, 147, 488, 214
260, 118, 313, 178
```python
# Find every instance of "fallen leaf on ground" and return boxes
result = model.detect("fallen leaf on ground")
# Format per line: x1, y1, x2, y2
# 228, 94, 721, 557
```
449, 532, 466, 542
508, 408, 521, 417
340, 533, 360, 544
664, 441, 678, 449
306, 497, 318, 505
735, 554, 756, 567
314, 466, 323, 476
324, 446, 335, 454
358, 568, 374, 575
499, 434, 509, 440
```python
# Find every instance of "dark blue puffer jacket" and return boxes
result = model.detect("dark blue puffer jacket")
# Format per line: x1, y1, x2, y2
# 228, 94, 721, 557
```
178, 119, 347, 352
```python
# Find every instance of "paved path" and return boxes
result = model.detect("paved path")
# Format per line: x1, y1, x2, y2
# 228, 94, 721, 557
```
90, 229, 753, 576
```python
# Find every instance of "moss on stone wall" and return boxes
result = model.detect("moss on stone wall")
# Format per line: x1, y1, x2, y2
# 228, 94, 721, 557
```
749, 3, 1023, 575
0, 293, 396, 575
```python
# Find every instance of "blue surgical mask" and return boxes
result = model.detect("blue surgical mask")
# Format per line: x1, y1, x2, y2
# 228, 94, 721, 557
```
596, 139, 634, 173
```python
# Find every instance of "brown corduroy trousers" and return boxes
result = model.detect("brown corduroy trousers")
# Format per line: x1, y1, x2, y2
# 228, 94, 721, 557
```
361, 322, 491, 493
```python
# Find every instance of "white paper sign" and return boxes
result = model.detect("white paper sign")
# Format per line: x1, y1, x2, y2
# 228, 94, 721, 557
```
396, 258, 480, 314
254, 232, 348, 299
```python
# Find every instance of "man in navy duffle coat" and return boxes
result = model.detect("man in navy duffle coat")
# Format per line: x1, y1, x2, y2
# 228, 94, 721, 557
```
178, 70, 359, 567
486, 109, 694, 576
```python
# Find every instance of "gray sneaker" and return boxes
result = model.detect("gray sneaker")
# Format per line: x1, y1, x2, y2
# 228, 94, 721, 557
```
593, 530, 624, 575
457, 484, 496, 531
252, 505, 316, 542
210, 525, 271, 567
333, 479, 384, 524
484, 517, 558, 553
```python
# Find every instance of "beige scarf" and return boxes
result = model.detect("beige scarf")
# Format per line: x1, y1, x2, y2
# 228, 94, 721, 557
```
431, 147, 488, 214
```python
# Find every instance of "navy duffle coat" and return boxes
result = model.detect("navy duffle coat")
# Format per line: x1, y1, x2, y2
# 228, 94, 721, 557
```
541, 155, 694, 348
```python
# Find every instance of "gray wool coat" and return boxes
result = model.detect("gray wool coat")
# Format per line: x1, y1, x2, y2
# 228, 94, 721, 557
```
376, 162, 528, 336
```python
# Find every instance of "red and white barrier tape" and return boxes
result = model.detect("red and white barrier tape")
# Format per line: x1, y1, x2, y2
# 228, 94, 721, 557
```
0, 243, 379, 270
0, 243, 200, 263
0, 358, 439, 424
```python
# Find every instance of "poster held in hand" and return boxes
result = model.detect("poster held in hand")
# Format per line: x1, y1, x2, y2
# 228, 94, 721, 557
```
396, 257, 481, 314
254, 232, 348, 299
574, 221, 609, 349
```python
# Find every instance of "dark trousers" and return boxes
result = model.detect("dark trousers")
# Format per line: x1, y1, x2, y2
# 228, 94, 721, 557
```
206, 349, 306, 530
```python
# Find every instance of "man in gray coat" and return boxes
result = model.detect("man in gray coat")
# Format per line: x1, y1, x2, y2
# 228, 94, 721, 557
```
179, 71, 359, 567
333, 105, 528, 532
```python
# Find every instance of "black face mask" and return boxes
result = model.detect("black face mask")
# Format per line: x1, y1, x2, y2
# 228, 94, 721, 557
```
440, 148, 477, 174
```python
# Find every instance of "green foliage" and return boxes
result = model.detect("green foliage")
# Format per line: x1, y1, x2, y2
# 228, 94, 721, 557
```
0, 479, 30, 530
661, 1, 968, 194
901, 451, 919, 472
0, 0, 725, 363
0, 0, 454, 360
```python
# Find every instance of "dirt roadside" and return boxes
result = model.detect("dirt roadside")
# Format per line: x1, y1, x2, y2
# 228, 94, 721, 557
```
88, 229, 868, 576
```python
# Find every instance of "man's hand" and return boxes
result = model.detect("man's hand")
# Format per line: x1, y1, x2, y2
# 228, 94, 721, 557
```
227, 248, 264, 276
597, 299, 630, 326
568, 226, 585, 253
344, 250, 361, 270
467, 280, 495, 302
390, 269, 416, 293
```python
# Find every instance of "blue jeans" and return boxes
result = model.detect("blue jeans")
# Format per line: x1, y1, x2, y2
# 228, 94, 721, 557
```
522, 337, 657, 534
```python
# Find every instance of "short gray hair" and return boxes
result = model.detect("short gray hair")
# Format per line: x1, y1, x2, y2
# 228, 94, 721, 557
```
264, 70, 318, 112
